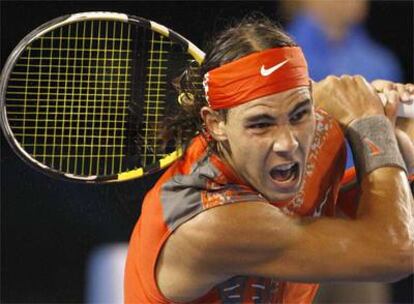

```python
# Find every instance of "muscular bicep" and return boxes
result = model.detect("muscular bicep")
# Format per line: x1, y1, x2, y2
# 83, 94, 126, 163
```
189, 202, 387, 282
187, 201, 408, 283
158, 170, 412, 301
156, 202, 292, 301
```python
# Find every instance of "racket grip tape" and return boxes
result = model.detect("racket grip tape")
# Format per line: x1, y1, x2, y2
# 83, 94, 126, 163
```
378, 93, 414, 118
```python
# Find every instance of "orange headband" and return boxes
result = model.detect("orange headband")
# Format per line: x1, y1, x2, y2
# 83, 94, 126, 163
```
203, 47, 309, 110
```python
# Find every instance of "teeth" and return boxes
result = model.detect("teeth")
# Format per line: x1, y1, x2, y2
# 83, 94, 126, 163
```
275, 163, 295, 171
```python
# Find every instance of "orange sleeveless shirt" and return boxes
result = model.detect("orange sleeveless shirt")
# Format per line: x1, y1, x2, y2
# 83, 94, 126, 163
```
125, 110, 352, 303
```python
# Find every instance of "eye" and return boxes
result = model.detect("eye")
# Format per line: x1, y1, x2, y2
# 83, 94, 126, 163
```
290, 109, 310, 123
248, 122, 272, 129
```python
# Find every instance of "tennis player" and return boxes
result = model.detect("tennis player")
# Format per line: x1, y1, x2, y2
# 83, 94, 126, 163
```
125, 17, 413, 303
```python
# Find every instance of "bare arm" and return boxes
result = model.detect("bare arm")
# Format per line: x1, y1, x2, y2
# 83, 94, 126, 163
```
158, 168, 412, 301
157, 76, 414, 302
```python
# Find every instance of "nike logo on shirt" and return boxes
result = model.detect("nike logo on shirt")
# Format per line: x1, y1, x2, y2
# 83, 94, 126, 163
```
260, 59, 289, 77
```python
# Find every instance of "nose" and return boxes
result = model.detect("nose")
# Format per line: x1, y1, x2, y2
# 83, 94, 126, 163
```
272, 126, 299, 156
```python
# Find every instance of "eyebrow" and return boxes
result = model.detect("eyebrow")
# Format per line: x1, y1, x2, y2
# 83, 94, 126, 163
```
244, 99, 312, 123
289, 99, 312, 116
244, 113, 275, 123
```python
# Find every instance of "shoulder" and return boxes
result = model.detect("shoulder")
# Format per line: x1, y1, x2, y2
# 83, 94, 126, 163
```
162, 200, 295, 274
156, 201, 289, 301
148, 134, 268, 231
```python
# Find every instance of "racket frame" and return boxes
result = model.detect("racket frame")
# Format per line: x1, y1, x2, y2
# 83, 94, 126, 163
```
0, 11, 205, 183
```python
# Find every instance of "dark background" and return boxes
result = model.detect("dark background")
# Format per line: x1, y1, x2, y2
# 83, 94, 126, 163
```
1, 1, 413, 303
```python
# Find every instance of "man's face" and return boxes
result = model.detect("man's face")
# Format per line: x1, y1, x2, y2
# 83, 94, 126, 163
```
307, 0, 368, 29
218, 87, 315, 202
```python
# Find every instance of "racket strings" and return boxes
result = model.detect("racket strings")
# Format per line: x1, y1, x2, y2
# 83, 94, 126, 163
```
6, 20, 133, 176
141, 31, 172, 167
5, 18, 194, 179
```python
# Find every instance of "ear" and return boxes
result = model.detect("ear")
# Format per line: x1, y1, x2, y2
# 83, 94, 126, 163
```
200, 106, 228, 141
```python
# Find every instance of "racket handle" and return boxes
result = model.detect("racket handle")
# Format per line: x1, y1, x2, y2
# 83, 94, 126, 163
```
378, 93, 414, 118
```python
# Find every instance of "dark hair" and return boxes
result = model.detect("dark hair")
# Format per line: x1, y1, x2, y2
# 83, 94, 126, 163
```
163, 14, 297, 151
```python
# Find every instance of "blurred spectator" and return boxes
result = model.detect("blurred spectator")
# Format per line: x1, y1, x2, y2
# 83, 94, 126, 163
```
281, 1, 404, 303
284, 0, 402, 82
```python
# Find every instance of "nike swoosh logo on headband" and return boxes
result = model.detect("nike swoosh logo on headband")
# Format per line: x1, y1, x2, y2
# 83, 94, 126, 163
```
260, 59, 289, 77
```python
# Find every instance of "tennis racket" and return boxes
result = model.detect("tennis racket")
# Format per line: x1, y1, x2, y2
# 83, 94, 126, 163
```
0, 12, 205, 183
1, 12, 412, 184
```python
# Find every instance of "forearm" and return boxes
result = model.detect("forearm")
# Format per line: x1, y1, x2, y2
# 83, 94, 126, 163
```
237, 207, 412, 283
347, 116, 414, 271
356, 168, 414, 245
285, 214, 412, 282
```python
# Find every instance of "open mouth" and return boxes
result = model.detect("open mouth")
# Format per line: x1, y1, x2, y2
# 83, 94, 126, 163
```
270, 162, 299, 183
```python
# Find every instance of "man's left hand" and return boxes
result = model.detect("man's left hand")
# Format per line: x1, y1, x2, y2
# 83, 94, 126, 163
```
371, 79, 414, 174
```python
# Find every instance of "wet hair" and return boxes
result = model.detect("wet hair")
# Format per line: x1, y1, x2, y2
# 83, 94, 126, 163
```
163, 14, 297, 151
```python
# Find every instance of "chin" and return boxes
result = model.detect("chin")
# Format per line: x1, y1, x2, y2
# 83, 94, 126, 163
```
264, 185, 300, 203
263, 163, 304, 202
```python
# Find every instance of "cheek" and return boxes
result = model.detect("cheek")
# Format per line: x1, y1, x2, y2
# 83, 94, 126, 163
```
227, 131, 252, 156
298, 118, 316, 153
226, 130, 267, 164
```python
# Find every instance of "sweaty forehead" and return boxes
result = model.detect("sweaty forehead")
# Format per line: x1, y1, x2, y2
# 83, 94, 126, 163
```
228, 87, 311, 119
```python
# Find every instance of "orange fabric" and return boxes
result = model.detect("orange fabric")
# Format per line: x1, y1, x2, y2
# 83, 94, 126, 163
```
125, 110, 348, 303
125, 138, 210, 303
337, 167, 359, 218
204, 47, 309, 110
279, 282, 320, 304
